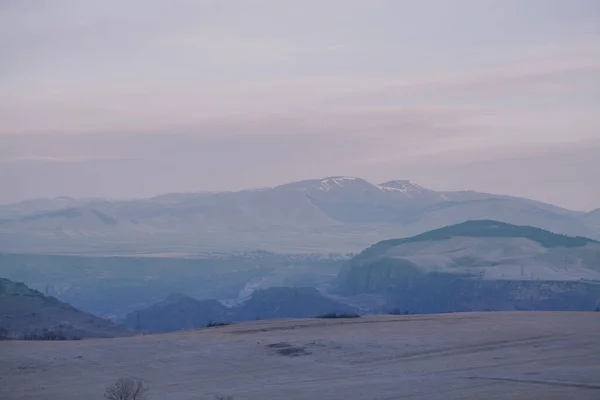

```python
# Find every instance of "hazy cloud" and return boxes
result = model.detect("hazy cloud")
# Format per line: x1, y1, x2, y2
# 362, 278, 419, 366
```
1, 0, 599, 209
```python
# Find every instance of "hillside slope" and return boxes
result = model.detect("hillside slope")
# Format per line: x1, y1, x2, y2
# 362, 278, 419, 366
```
338, 221, 600, 311
0, 278, 133, 339
350, 220, 600, 280
357, 219, 599, 259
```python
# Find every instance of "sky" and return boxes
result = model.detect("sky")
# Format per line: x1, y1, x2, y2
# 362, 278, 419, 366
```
1, 0, 599, 210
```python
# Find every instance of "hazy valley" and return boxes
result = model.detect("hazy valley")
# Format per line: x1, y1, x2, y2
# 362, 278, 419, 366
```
2, 218, 600, 335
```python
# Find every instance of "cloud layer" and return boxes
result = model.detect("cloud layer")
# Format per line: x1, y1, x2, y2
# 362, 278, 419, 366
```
1, 0, 599, 209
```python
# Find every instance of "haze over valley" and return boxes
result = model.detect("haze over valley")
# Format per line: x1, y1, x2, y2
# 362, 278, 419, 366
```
2, 176, 600, 336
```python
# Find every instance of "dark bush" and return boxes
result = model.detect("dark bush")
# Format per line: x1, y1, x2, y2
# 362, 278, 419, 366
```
206, 321, 231, 328
21, 329, 80, 341
317, 312, 360, 319
388, 309, 413, 315
104, 377, 147, 400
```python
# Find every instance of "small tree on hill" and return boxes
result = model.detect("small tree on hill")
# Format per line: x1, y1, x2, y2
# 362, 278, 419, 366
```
104, 377, 147, 400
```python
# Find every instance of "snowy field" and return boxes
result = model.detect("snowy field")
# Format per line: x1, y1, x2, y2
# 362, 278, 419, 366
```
1, 312, 599, 400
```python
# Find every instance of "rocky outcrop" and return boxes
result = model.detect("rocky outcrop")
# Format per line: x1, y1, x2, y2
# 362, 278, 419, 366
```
338, 258, 600, 313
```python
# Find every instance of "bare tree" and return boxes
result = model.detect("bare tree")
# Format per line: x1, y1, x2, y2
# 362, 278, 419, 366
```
104, 377, 147, 400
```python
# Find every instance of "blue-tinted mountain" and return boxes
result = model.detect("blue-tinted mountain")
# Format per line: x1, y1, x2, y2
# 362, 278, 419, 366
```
0, 177, 597, 254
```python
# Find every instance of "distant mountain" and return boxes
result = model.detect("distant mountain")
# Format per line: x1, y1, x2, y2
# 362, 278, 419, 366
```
0, 177, 598, 254
0, 278, 133, 339
0, 197, 102, 219
338, 221, 600, 311
122, 287, 358, 333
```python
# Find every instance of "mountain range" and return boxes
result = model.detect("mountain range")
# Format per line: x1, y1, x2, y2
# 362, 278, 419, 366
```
1, 177, 599, 254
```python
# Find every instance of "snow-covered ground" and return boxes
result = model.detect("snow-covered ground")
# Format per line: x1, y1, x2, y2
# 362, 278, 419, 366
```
385, 237, 600, 281
2, 312, 599, 400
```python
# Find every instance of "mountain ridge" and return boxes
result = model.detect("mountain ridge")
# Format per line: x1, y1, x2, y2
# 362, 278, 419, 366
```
1, 176, 589, 212
0, 177, 598, 254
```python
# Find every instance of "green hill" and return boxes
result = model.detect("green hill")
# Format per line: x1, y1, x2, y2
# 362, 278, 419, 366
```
356, 220, 598, 260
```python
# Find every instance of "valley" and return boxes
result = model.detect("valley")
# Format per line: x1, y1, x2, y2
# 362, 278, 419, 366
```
0, 252, 343, 319
2, 219, 600, 333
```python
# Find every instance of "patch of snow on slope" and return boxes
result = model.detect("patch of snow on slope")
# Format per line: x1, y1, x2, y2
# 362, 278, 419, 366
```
318, 177, 358, 192
377, 180, 426, 193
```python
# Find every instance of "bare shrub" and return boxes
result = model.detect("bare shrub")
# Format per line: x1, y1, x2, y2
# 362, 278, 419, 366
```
22, 329, 71, 341
104, 377, 147, 400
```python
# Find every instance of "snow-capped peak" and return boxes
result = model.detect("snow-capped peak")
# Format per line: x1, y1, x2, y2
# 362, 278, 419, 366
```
377, 180, 426, 193
317, 176, 360, 192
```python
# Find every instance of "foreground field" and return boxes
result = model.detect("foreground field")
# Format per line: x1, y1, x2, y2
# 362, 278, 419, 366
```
1, 312, 599, 399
